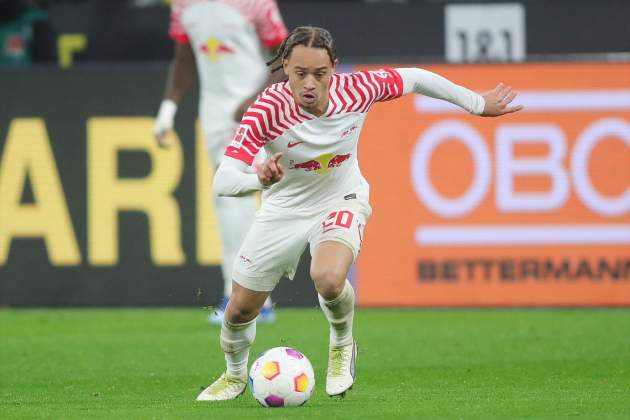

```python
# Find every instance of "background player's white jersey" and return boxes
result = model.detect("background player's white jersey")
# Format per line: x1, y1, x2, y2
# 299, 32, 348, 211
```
226, 68, 404, 211
170, 0, 287, 137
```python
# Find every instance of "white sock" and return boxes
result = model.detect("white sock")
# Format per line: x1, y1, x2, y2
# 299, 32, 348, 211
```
220, 318, 256, 379
318, 280, 355, 347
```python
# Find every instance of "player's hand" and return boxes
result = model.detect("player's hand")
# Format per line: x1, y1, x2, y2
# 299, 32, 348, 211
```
257, 152, 284, 187
481, 83, 524, 117
154, 99, 177, 148
154, 127, 173, 148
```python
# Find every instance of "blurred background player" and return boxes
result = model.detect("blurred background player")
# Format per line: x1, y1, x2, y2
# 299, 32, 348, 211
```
153, 0, 288, 324
0, 0, 56, 66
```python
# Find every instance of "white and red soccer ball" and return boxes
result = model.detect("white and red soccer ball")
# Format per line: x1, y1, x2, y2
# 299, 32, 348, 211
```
249, 347, 315, 407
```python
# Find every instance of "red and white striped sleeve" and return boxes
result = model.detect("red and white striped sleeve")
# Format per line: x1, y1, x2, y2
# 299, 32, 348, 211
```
169, 0, 190, 44
252, 0, 288, 49
334, 68, 403, 114
225, 94, 274, 165
225, 117, 267, 165
357, 68, 404, 103
226, 83, 310, 164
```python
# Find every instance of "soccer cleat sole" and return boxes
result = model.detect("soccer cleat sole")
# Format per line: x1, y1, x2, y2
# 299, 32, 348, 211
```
329, 384, 353, 398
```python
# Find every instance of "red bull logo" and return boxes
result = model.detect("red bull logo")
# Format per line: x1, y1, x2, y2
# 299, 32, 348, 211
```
200, 38, 234, 61
289, 153, 351, 174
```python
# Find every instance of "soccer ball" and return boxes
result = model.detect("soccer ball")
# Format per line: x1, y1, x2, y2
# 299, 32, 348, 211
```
249, 346, 315, 407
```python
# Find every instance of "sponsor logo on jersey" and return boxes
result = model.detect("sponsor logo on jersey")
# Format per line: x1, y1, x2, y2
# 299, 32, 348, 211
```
372, 69, 392, 82
287, 140, 305, 148
230, 127, 248, 148
200, 38, 234, 61
340, 125, 358, 140
289, 153, 351, 174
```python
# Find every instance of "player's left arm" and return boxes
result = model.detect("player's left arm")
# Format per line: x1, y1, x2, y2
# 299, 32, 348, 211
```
396, 67, 524, 117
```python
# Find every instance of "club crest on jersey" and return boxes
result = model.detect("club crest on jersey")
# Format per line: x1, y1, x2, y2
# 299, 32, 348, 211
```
200, 38, 234, 61
289, 153, 351, 174
372, 69, 393, 82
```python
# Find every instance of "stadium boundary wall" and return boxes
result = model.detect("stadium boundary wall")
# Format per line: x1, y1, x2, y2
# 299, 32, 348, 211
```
1, 63, 629, 306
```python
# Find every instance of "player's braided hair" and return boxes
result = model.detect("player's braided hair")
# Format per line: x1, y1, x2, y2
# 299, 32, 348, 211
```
267, 26, 337, 73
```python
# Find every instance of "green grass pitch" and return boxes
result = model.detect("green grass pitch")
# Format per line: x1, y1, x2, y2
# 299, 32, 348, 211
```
1, 308, 629, 419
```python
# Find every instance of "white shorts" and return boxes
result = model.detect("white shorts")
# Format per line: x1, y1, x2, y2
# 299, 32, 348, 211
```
232, 197, 372, 292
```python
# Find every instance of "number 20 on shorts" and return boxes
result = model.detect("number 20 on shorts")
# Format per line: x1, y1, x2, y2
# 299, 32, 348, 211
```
322, 210, 354, 232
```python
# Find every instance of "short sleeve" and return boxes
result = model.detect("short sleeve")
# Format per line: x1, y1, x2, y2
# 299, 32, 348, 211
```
253, 0, 288, 49
225, 101, 271, 165
169, 0, 190, 44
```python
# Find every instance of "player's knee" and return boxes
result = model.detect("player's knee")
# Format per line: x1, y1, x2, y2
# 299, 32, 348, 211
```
225, 304, 260, 324
311, 267, 346, 300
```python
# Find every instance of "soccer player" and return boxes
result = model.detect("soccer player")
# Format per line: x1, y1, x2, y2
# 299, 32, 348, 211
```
197, 26, 523, 401
153, 0, 288, 324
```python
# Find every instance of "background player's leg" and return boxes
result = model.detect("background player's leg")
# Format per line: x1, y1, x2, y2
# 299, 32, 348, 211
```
214, 194, 256, 299
212, 186, 275, 323
208, 130, 274, 324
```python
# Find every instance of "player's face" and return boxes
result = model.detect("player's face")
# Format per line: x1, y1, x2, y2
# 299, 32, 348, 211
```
283, 45, 337, 115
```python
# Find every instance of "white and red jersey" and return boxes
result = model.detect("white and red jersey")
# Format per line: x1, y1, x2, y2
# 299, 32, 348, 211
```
169, 0, 287, 137
225, 68, 404, 211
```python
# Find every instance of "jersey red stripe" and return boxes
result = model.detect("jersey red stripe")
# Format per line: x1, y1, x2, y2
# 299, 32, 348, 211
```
225, 69, 403, 164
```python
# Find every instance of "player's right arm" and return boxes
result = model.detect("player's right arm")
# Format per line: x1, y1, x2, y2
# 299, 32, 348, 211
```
154, 1, 196, 147
215, 89, 285, 196
213, 153, 284, 197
